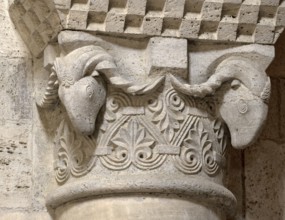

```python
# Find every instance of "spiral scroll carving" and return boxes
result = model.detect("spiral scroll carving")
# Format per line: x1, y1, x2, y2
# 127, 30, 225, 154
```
54, 120, 97, 184
100, 118, 166, 170
55, 86, 226, 183
173, 117, 220, 176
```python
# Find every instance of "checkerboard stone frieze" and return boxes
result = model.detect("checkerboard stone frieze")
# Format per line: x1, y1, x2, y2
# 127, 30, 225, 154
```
9, 0, 62, 57
9, 0, 285, 56
52, 0, 285, 44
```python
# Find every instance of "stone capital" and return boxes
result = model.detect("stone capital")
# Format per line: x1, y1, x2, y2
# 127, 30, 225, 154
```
8, 1, 285, 219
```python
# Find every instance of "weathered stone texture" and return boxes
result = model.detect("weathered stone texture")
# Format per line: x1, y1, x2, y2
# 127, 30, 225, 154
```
243, 56, 285, 219
2, 0, 285, 220
9, 0, 62, 57
0, 211, 52, 220
0, 0, 33, 214
32, 57, 64, 213
245, 140, 285, 220
8, 0, 285, 58
51, 0, 285, 44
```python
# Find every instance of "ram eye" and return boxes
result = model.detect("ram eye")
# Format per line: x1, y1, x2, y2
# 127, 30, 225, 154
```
231, 79, 241, 90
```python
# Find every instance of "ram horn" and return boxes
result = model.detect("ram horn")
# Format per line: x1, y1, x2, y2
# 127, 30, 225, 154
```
37, 71, 59, 108
36, 45, 116, 109
170, 56, 270, 102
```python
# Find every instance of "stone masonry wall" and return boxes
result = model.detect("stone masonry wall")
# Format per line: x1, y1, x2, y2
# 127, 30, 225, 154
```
0, 0, 284, 219
243, 32, 285, 220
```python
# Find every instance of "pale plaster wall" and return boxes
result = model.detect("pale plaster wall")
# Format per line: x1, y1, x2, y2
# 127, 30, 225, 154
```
0, 0, 284, 219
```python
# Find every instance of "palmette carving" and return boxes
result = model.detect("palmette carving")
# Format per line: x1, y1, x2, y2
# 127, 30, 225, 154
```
100, 118, 166, 170
100, 89, 224, 175
171, 57, 271, 149
54, 120, 97, 184
213, 120, 227, 167
40, 42, 271, 156
48, 44, 273, 185
100, 92, 132, 133
147, 89, 186, 142
53, 86, 228, 183
8, 0, 277, 214
173, 117, 220, 176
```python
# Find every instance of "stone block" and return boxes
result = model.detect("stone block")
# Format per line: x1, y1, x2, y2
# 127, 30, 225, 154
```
90, 0, 109, 12
0, 212, 52, 220
276, 2, 285, 26
127, 0, 147, 16
22, 12, 38, 32
142, 12, 163, 35
254, 24, 275, 44
9, 0, 285, 45
161, 17, 182, 37
146, 37, 188, 78
222, 0, 242, 3
217, 18, 238, 41
164, 0, 186, 18
260, 0, 280, 6
201, 0, 223, 22
54, 0, 72, 10
238, 1, 260, 24
66, 9, 88, 29
179, 18, 201, 38
105, 10, 126, 33
9, 0, 62, 57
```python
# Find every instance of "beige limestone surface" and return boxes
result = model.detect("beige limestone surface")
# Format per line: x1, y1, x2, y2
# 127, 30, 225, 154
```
0, 0, 33, 213
0, 0, 285, 219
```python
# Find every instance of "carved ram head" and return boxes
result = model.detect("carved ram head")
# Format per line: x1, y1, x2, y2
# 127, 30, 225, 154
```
38, 42, 272, 150
37, 44, 164, 135
171, 56, 271, 149
38, 45, 116, 135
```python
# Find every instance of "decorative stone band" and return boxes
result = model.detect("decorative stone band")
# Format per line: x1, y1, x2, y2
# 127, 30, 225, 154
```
9, 0, 62, 57
46, 174, 237, 216
54, 0, 285, 44
8, 0, 285, 57
37, 37, 273, 152
53, 89, 227, 184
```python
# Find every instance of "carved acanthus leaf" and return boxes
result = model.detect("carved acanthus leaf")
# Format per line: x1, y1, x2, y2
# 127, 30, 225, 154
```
147, 89, 186, 142
99, 117, 167, 170
54, 120, 97, 184
173, 118, 220, 176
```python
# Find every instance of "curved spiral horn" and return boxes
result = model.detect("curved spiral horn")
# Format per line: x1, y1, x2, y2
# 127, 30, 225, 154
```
37, 71, 59, 108
37, 44, 166, 110
54, 46, 115, 85
36, 45, 116, 109
171, 56, 270, 101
